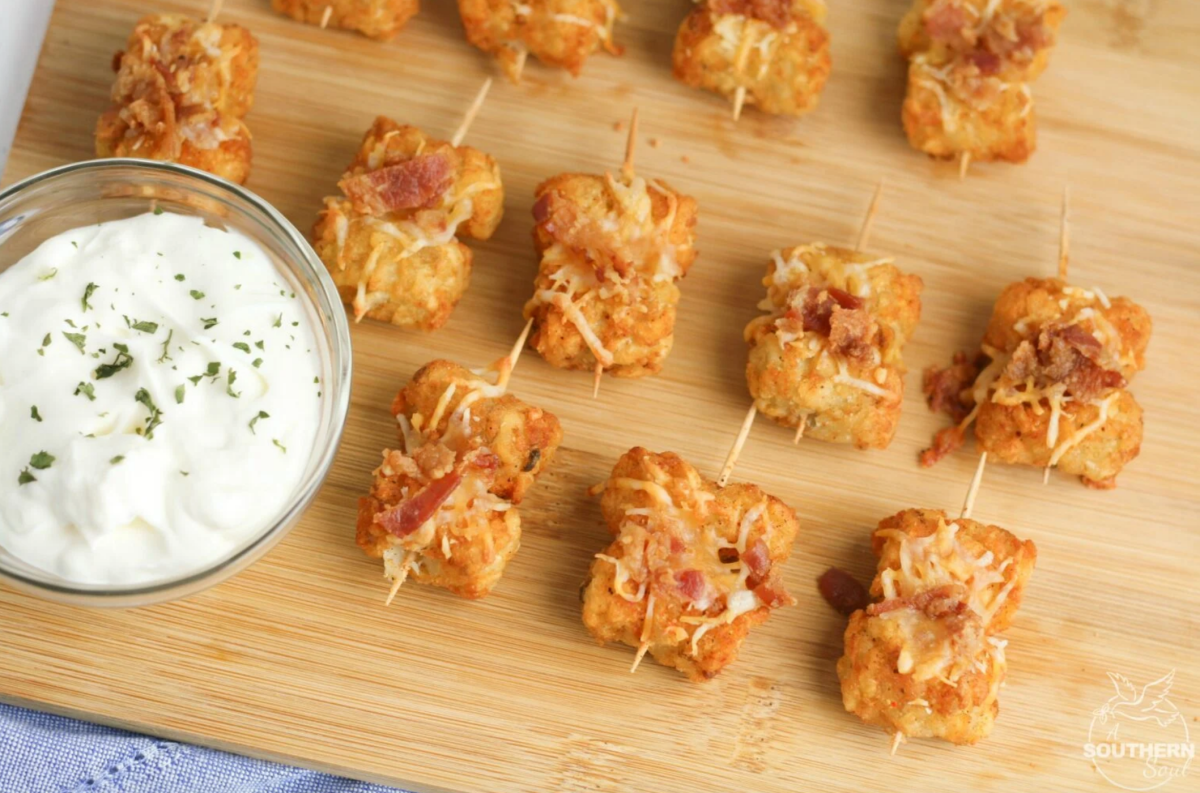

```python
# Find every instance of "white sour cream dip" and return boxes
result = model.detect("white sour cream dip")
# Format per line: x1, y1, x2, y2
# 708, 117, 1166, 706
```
0, 212, 322, 585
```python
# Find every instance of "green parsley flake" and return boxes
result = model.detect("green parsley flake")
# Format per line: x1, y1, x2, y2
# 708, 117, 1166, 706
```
233, 251, 242, 260
175, 385, 186, 404
272, 314, 282, 328
153, 206, 164, 215
233, 342, 250, 354
202, 317, 219, 330
110, 455, 125, 465
95, 343, 133, 379
29, 451, 55, 470
133, 388, 163, 439
272, 439, 287, 453
175, 274, 185, 282
30, 406, 43, 422
226, 369, 240, 398
63, 332, 86, 352
18, 469, 35, 486
249, 410, 269, 434
131, 320, 158, 334
38, 268, 58, 281
82, 282, 98, 312
158, 329, 174, 363
252, 358, 263, 369
189, 289, 205, 300
75, 382, 96, 401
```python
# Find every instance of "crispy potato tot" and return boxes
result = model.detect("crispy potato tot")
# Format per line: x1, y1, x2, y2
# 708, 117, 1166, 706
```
744, 244, 923, 449
458, 0, 622, 82
897, 0, 1065, 163
95, 14, 259, 184
272, 0, 418, 40
923, 277, 1152, 487
672, 0, 831, 116
313, 117, 504, 329
391, 359, 563, 503
582, 448, 799, 682
524, 172, 698, 378
838, 508, 1035, 745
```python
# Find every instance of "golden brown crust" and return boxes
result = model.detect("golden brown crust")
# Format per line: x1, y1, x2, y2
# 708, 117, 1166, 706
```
744, 244, 923, 449
898, 0, 1066, 163
524, 172, 699, 377
272, 0, 419, 40
457, 0, 622, 81
95, 14, 259, 184
581, 448, 799, 682
837, 508, 1035, 745
672, 0, 831, 116
313, 118, 504, 329
901, 55, 1035, 163
391, 359, 563, 503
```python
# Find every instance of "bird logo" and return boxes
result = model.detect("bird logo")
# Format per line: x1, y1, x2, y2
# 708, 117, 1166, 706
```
1092, 670, 1181, 729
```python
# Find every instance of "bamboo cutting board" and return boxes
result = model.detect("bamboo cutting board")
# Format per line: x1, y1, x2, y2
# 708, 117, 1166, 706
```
2, 1, 1199, 791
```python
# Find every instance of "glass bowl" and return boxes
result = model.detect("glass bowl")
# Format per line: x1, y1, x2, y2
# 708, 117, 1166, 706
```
0, 159, 352, 607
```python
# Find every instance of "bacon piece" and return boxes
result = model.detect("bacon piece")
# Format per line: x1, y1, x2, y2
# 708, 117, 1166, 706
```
675, 569, 707, 602
533, 189, 636, 278
1035, 324, 1125, 401
753, 581, 793, 609
828, 305, 876, 363
923, 350, 981, 423
742, 539, 771, 578
717, 547, 740, 564
339, 153, 453, 215
968, 49, 1001, 76
817, 567, 870, 616
711, 0, 792, 29
866, 584, 966, 619
376, 468, 463, 538
920, 423, 966, 468
923, 0, 970, 46
790, 286, 864, 337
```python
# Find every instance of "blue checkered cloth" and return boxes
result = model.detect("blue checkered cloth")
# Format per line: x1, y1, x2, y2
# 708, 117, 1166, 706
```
0, 703, 410, 793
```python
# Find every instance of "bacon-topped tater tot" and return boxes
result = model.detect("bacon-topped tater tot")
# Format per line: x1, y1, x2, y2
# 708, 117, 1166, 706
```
672, 0, 831, 117
95, 14, 259, 184
523, 171, 698, 379
581, 448, 799, 681
357, 358, 562, 600
838, 508, 1036, 746
898, 0, 1065, 164
457, 0, 623, 83
922, 278, 1151, 488
313, 117, 504, 330
743, 244, 923, 449
271, 0, 419, 40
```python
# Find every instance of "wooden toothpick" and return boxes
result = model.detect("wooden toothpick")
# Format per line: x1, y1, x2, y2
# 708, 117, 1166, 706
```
621, 107, 639, 180
958, 151, 971, 181
451, 78, 493, 147
732, 86, 747, 121
207, 0, 224, 23
1057, 185, 1070, 281
718, 404, 758, 487
792, 422, 805, 444
320, 4, 333, 28
855, 179, 884, 252
592, 362, 603, 400
495, 317, 534, 393
960, 451, 987, 519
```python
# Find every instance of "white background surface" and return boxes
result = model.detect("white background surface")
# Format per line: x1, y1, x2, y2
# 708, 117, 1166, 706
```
0, 0, 56, 174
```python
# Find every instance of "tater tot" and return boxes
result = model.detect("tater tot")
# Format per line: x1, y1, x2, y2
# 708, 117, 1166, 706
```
581, 448, 798, 682
95, 14, 259, 184
837, 508, 1036, 745
272, 0, 419, 40
672, 0, 831, 117
457, 0, 622, 82
922, 277, 1152, 488
744, 244, 923, 449
524, 171, 698, 378
312, 117, 504, 330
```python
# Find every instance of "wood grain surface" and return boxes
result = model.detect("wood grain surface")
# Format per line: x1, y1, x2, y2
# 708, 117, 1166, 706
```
2, 1, 1199, 791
